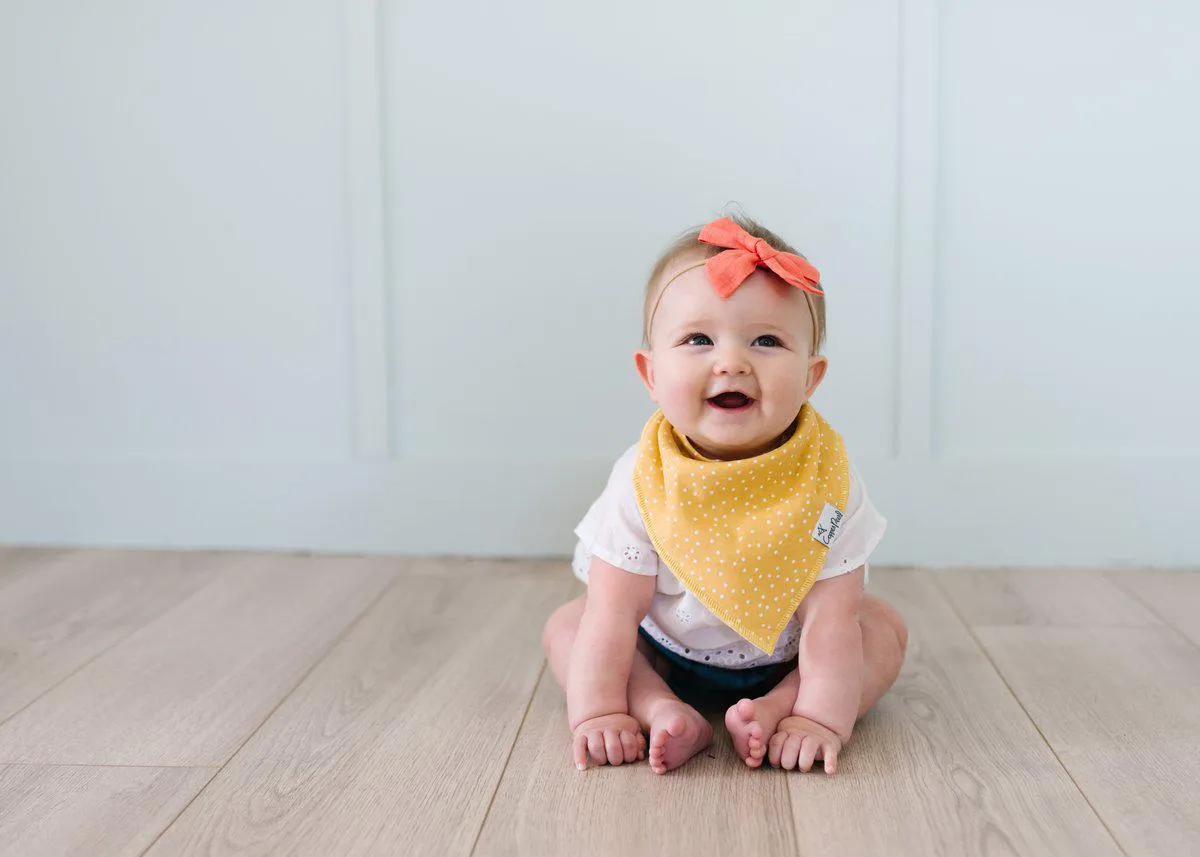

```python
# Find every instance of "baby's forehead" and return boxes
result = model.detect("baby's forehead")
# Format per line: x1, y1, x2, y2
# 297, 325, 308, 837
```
656, 266, 810, 326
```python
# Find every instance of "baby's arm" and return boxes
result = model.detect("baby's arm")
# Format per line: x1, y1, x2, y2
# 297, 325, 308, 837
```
791, 566, 866, 740
567, 557, 656, 767
568, 557, 655, 725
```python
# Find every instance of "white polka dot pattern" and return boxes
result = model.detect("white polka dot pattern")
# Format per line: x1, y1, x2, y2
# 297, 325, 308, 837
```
631, 404, 851, 653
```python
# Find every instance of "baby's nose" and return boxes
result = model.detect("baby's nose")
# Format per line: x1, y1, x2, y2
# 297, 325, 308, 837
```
713, 348, 751, 375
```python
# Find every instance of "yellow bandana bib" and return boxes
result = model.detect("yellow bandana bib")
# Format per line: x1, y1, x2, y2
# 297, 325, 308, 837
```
632, 404, 850, 653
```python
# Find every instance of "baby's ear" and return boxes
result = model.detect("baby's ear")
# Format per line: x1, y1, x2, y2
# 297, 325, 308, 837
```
805, 354, 829, 399
634, 349, 657, 400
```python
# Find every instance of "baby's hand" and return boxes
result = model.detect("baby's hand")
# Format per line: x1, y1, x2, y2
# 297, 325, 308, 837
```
767, 715, 843, 773
571, 713, 646, 770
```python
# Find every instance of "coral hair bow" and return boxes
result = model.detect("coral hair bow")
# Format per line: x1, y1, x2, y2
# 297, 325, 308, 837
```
699, 217, 823, 298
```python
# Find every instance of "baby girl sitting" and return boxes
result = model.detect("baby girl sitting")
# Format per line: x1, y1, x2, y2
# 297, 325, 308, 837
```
542, 215, 908, 774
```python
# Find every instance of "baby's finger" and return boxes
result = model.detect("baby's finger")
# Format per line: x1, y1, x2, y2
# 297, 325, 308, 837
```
767, 732, 787, 767
798, 735, 820, 772
573, 734, 588, 771
619, 730, 640, 763
586, 730, 607, 765
780, 733, 804, 770
823, 741, 839, 774
604, 730, 625, 766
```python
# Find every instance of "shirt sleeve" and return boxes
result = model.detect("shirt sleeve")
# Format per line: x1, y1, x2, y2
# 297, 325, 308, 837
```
816, 461, 887, 581
574, 445, 659, 577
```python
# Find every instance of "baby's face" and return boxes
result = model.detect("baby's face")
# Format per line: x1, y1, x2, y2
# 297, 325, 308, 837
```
636, 260, 826, 460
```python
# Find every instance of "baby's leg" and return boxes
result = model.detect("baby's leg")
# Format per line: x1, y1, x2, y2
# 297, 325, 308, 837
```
543, 596, 712, 774
628, 636, 714, 774
856, 594, 908, 715
725, 593, 907, 767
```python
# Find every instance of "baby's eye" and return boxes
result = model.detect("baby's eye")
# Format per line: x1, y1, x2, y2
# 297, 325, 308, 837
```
683, 333, 713, 346
753, 335, 782, 347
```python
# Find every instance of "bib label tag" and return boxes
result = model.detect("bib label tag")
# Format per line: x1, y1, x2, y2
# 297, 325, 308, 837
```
812, 503, 844, 548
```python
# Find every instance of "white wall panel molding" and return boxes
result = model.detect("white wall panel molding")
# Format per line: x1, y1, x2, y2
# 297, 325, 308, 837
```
893, 0, 938, 463
344, 0, 392, 460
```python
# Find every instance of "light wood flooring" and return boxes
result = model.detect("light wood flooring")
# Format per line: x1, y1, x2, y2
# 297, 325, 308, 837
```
0, 547, 1197, 856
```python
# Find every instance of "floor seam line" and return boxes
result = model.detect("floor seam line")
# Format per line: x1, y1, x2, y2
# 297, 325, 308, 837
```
469, 659, 548, 857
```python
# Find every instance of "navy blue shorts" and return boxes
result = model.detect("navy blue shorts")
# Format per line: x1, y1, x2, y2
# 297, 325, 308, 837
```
638, 628, 795, 696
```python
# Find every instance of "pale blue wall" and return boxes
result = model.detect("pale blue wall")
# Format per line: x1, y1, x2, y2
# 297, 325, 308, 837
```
2, 1, 1197, 565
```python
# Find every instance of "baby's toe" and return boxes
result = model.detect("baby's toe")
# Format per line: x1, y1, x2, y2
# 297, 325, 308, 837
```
647, 731, 668, 772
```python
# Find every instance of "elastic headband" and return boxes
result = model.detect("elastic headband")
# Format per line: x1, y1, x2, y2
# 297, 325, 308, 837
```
646, 217, 824, 351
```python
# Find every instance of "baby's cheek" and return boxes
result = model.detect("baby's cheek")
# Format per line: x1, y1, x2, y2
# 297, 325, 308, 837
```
771, 372, 808, 404
659, 391, 704, 431
657, 376, 699, 409
658, 391, 693, 420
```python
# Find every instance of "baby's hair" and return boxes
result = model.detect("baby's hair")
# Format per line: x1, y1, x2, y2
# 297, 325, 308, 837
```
642, 213, 826, 353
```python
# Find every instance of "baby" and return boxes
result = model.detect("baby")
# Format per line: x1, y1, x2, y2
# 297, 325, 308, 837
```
543, 214, 908, 775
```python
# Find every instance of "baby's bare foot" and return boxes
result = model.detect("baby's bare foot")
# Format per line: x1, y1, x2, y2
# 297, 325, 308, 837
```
646, 701, 712, 775
724, 696, 790, 768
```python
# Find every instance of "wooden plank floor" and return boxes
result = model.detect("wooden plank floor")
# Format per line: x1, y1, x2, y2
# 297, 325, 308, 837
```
0, 549, 1197, 856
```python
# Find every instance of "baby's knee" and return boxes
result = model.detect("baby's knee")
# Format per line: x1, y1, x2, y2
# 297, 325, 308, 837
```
891, 610, 909, 654
863, 595, 908, 654
542, 596, 587, 654
880, 603, 908, 653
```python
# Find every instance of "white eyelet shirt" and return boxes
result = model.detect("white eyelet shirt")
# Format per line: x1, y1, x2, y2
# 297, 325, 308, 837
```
572, 444, 887, 669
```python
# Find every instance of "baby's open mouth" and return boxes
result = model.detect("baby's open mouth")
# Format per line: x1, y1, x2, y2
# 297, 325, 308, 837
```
707, 392, 755, 410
